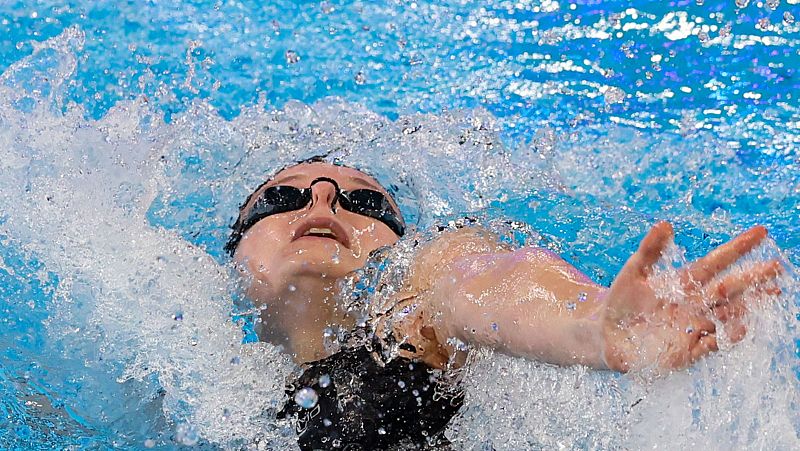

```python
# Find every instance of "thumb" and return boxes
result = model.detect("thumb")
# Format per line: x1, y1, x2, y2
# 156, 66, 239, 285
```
624, 221, 674, 278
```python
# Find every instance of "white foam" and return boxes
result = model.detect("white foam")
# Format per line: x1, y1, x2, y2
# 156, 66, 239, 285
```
0, 29, 296, 449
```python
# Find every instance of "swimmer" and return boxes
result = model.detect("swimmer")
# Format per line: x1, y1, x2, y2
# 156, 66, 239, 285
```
227, 159, 783, 449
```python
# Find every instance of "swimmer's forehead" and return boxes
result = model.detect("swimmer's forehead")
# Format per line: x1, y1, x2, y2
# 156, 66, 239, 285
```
242, 162, 397, 213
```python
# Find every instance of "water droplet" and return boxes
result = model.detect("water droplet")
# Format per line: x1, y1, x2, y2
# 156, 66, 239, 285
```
412, 389, 420, 396
294, 387, 319, 409
172, 311, 183, 321
757, 17, 771, 30
578, 292, 588, 302
175, 423, 199, 446
735, 0, 749, 8
285, 50, 300, 65
566, 302, 577, 311
784, 12, 795, 24
321, 1, 335, 14
378, 427, 387, 435
318, 374, 331, 388
695, 0, 704, 5
766, 0, 779, 10
287, 284, 297, 292
323, 418, 333, 427
143, 439, 156, 448
533, 127, 557, 156
397, 380, 406, 389
491, 322, 499, 332
230, 356, 241, 365
354, 71, 366, 85
604, 86, 626, 105
698, 31, 709, 43
685, 326, 694, 334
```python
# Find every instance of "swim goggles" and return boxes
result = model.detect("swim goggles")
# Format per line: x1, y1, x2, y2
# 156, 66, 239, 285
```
227, 176, 405, 253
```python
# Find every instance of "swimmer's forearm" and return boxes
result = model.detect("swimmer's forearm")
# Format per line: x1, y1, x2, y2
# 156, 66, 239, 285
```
429, 247, 611, 369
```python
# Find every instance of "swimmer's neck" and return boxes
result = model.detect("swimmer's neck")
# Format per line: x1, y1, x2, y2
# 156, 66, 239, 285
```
256, 274, 354, 364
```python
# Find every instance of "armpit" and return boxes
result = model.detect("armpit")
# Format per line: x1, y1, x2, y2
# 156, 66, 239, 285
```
375, 291, 466, 371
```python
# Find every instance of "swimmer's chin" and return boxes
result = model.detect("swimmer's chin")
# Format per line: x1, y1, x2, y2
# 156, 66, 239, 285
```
281, 250, 358, 278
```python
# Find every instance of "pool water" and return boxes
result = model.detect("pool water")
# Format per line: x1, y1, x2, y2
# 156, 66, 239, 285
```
1, 0, 798, 449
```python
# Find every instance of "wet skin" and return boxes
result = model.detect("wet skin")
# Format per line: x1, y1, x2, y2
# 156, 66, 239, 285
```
234, 162, 784, 372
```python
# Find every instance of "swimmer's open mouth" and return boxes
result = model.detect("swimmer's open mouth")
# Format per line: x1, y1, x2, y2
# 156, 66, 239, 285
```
293, 217, 351, 248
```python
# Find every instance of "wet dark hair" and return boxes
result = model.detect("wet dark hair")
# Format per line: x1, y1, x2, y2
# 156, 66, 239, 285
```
224, 156, 403, 256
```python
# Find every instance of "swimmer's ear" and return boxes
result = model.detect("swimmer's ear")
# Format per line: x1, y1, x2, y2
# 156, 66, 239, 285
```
627, 221, 674, 278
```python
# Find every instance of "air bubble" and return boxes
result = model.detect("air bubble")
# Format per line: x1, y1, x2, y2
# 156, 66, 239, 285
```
766, 0, 779, 10
323, 418, 333, 427
143, 439, 156, 448
294, 387, 319, 409
783, 11, 794, 24
735, 0, 749, 8
378, 427, 387, 435
318, 374, 331, 388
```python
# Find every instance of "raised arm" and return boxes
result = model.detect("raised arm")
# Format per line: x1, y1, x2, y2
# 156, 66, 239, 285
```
400, 223, 782, 372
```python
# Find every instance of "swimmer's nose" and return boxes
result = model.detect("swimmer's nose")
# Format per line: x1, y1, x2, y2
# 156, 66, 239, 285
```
308, 180, 338, 213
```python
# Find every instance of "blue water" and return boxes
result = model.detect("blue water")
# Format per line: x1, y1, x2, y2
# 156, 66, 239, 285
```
1, 0, 799, 449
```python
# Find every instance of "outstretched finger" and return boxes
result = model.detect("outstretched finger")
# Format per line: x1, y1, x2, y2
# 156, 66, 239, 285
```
627, 221, 674, 278
712, 260, 783, 302
684, 225, 767, 287
690, 333, 719, 363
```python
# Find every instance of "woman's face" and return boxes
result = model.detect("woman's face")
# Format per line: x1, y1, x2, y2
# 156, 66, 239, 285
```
233, 162, 402, 291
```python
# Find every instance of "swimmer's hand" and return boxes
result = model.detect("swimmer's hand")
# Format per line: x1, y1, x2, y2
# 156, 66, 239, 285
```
601, 222, 783, 372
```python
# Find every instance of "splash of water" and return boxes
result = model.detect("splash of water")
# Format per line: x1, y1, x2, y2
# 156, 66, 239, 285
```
0, 28, 297, 449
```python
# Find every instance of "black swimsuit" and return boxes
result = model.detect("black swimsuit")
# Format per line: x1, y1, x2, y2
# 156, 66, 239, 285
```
279, 343, 463, 450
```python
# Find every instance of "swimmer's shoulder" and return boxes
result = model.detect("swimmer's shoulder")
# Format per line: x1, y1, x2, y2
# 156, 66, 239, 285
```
407, 225, 511, 291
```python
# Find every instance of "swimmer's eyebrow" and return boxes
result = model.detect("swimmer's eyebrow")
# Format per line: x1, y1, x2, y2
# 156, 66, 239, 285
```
269, 173, 303, 185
